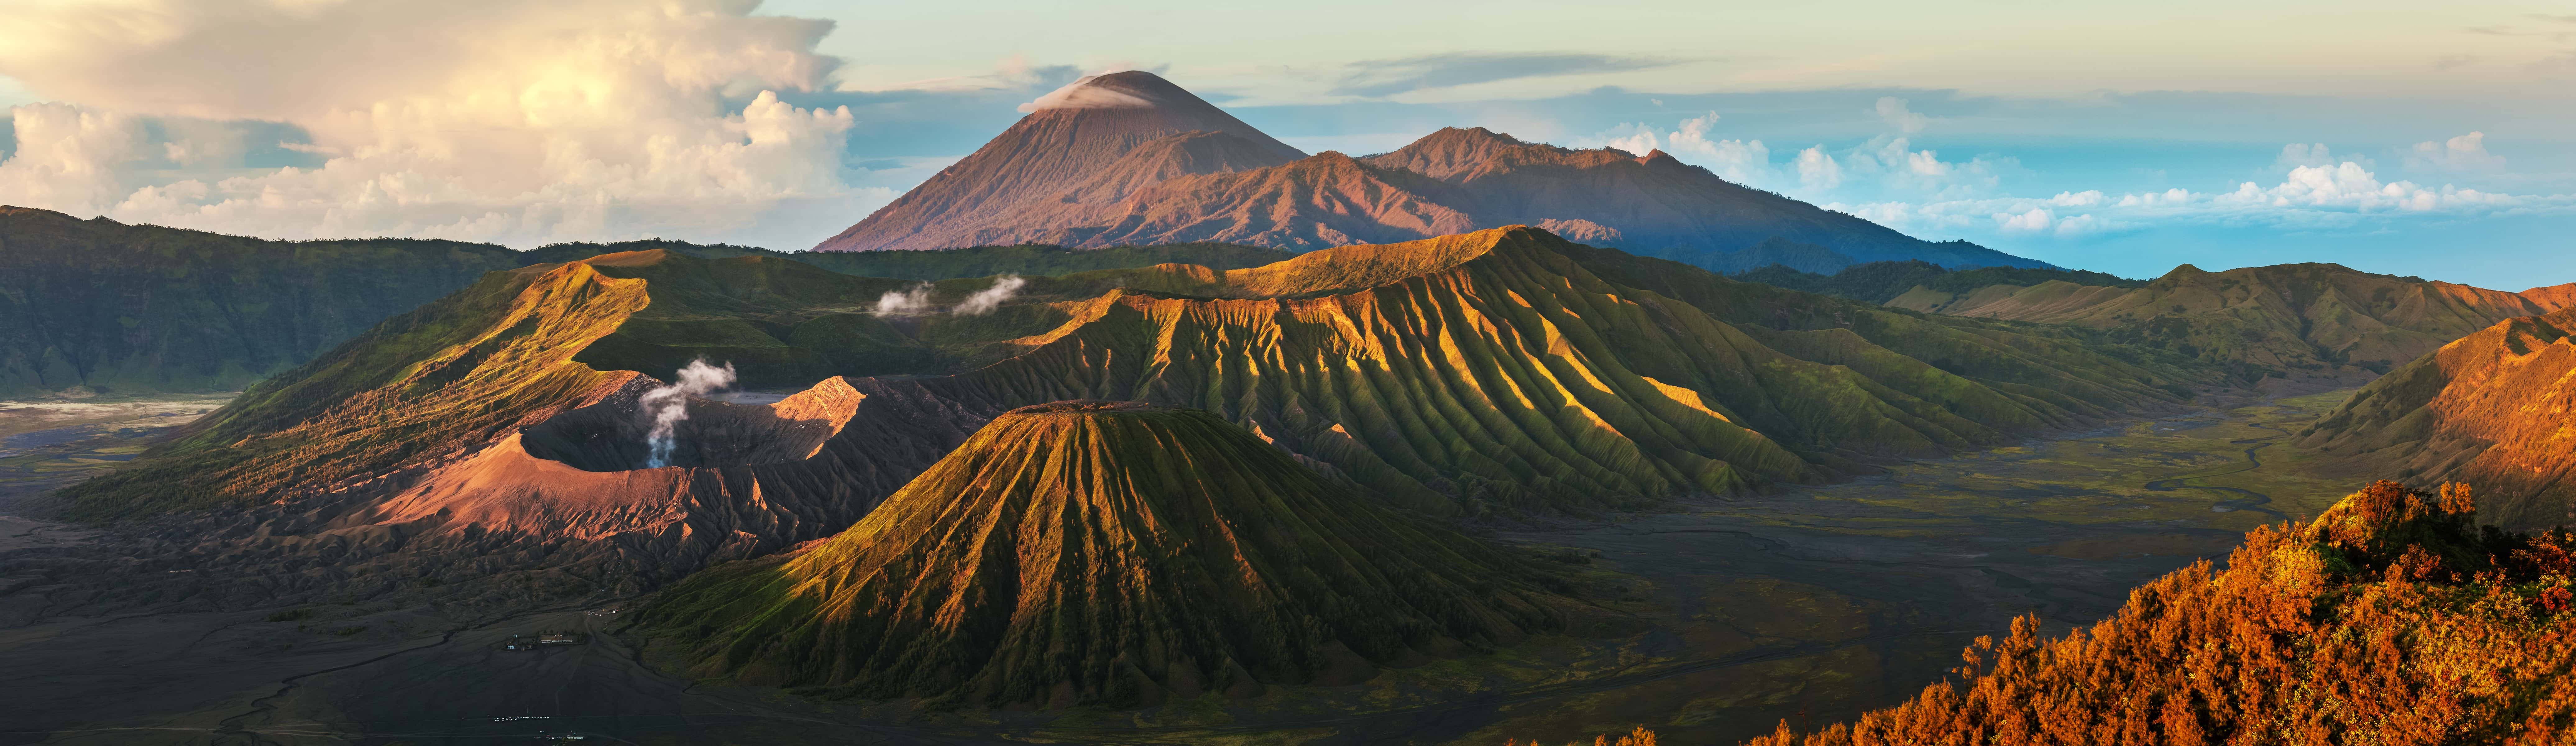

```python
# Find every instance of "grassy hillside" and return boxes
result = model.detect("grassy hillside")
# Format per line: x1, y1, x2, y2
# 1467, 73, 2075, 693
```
1733, 259, 2145, 304
0, 207, 534, 398
67, 226, 2212, 521
637, 401, 1589, 708
1741, 481, 2576, 745
870, 227, 2209, 515
56, 251, 983, 519
0, 206, 1290, 399
1878, 261, 2576, 386
2296, 307, 2576, 530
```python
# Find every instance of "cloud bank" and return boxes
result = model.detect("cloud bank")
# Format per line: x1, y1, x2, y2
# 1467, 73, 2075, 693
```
0, 0, 888, 247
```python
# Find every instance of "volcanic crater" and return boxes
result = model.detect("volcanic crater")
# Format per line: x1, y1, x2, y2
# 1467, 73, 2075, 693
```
519, 376, 866, 472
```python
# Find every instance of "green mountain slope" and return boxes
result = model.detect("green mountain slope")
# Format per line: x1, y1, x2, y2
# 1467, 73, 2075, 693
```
68, 226, 2208, 527
0, 206, 530, 398
1733, 259, 2145, 304
0, 206, 1290, 399
843, 227, 2206, 515
1877, 261, 2576, 386
637, 400, 1587, 708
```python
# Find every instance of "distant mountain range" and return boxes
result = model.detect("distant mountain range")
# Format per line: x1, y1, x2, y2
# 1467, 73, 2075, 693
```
0, 205, 1286, 398
1860, 261, 2576, 387
64, 227, 2202, 607
814, 71, 2048, 274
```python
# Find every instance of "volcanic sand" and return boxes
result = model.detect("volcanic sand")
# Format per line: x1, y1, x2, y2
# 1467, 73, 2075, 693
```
0, 395, 232, 553
0, 392, 2367, 745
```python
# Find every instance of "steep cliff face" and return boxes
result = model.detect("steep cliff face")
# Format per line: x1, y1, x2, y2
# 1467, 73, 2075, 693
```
638, 401, 1586, 708
2297, 307, 2576, 530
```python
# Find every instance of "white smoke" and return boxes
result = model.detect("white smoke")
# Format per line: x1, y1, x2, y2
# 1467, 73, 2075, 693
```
953, 275, 1026, 315
1017, 75, 1153, 113
639, 359, 736, 469
874, 282, 934, 315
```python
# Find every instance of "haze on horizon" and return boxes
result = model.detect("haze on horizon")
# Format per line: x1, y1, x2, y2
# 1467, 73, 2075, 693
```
0, 0, 2567, 288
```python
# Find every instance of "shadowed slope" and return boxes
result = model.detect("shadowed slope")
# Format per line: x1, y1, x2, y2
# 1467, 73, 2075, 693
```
1888, 261, 2576, 385
1745, 481, 2576, 745
2298, 306, 2576, 530
638, 401, 1584, 708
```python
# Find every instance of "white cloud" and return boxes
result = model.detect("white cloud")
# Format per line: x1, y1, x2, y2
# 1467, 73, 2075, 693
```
1852, 157, 2568, 245
1660, 111, 1772, 183
1995, 208, 2054, 232
0, 0, 886, 248
1795, 146, 1844, 191
2403, 131, 2506, 172
1017, 74, 1154, 113
1872, 96, 1928, 134
1834, 136, 2007, 197
2048, 190, 2105, 207
1604, 128, 1660, 157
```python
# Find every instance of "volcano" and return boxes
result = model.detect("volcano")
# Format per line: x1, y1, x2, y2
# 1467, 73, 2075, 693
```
813, 71, 1308, 254
638, 400, 1584, 707
813, 72, 2047, 274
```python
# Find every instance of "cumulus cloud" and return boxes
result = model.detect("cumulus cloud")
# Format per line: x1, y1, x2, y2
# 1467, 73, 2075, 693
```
1872, 97, 1928, 134
1837, 156, 2569, 246
1599, 125, 1660, 157
1661, 112, 1772, 183
1580, 113, 1781, 186
1795, 147, 1844, 191
0, 0, 886, 247
2403, 131, 2507, 172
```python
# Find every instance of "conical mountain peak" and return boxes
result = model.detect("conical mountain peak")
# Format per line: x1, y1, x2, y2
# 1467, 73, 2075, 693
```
815, 72, 1304, 253
637, 400, 1583, 707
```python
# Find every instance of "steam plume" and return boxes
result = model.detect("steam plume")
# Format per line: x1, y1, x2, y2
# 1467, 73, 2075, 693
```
640, 359, 736, 468
953, 275, 1026, 315
875, 282, 933, 315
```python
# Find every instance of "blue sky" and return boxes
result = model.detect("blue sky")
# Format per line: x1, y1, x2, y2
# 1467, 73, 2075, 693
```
0, 0, 2569, 288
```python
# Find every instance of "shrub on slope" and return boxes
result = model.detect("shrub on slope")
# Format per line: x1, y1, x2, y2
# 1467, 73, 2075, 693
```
1747, 481, 2576, 745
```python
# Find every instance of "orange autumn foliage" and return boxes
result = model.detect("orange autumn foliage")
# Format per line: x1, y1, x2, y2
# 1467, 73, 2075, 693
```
1509, 726, 1660, 746
1744, 481, 2576, 746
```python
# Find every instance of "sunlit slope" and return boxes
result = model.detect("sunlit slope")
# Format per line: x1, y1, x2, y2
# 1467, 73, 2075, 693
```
894, 227, 2203, 514
68, 227, 2206, 526
638, 401, 1585, 708
1744, 481, 2576, 745
1887, 261, 2576, 384
2298, 307, 2576, 530
58, 250, 939, 519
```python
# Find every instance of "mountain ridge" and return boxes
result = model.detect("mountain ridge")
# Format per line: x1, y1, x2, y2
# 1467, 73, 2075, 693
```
810, 73, 2048, 274
2296, 305, 2576, 530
